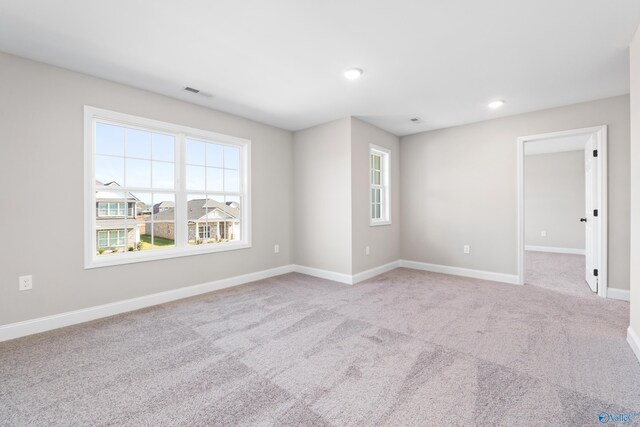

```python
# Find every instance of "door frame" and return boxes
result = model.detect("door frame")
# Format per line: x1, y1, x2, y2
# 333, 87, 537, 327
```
516, 125, 608, 297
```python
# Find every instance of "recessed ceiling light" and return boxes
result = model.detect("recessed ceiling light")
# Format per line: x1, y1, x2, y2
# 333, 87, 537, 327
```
344, 68, 363, 80
488, 100, 505, 109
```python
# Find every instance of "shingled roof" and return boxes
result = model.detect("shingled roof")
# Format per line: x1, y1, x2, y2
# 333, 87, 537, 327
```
152, 199, 239, 222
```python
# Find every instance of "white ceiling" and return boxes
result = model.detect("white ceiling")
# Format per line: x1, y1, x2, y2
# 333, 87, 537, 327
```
0, 1, 639, 136
524, 134, 590, 156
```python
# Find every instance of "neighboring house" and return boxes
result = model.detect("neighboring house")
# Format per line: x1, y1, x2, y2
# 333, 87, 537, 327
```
95, 181, 143, 251
151, 199, 240, 243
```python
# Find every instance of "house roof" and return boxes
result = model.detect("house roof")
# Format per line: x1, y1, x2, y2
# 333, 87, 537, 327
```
96, 219, 140, 230
95, 181, 140, 202
152, 199, 239, 222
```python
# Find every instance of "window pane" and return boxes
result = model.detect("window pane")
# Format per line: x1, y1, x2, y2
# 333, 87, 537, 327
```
206, 144, 223, 168
187, 194, 209, 245
206, 167, 223, 192
224, 146, 240, 170
186, 194, 240, 245
125, 159, 151, 188
186, 139, 205, 165
152, 194, 175, 220
96, 155, 124, 185
96, 193, 124, 224
225, 195, 240, 205
373, 155, 381, 170
373, 170, 381, 185
152, 161, 174, 189
375, 204, 381, 219
152, 133, 175, 162
126, 128, 151, 159
142, 222, 175, 250
371, 204, 377, 219
186, 165, 206, 190
224, 169, 240, 192
96, 123, 124, 156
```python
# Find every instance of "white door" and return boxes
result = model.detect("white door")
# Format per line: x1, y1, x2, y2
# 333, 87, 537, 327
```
584, 136, 597, 293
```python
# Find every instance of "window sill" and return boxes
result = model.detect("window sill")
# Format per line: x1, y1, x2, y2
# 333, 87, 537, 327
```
85, 241, 252, 269
370, 220, 392, 227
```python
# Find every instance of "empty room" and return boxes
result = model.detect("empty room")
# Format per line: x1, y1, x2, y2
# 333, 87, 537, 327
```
2, 1, 640, 426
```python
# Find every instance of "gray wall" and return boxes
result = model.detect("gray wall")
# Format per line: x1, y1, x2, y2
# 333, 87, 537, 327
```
400, 95, 630, 290
292, 118, 352, 274
351, 118, 400, 274
0, 52, 294, 326
292, 117, 400, 276
630, 26, 640, 339
524, 151, 585, 250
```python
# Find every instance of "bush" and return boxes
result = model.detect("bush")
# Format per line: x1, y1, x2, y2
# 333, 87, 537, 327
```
128, 246, 134, 252
97, 248, 105, 255
136, 242, 143, 251
111, 248, 119, 254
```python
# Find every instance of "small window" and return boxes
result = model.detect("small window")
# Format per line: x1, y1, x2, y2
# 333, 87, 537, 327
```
85, 106, 251, 268
370, 145, 390, 225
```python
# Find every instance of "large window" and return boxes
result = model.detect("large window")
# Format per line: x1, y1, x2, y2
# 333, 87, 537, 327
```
85, 106, 251, 268
370, 145, 390, 225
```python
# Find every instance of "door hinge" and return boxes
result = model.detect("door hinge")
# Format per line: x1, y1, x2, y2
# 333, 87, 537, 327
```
593, 149, 598, 157
594, 269, 599, 277
593, 209, 598, 217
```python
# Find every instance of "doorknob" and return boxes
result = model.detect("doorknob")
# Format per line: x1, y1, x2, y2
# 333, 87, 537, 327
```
580, 218, 587, 222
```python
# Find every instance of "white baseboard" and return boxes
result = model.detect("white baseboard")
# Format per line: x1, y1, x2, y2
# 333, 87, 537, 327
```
292, 261, 400, 285
0, 264, 294, 343
607, 288, 630, 302
525, 245, 585, 255
292, 265, 354, 285
399, 259, 520, 285
628, 327, 640, 366
352, 261, 401, 284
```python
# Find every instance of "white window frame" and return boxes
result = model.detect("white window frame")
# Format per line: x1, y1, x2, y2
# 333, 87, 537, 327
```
84, 106, 252, 269
369, 144, 391, 226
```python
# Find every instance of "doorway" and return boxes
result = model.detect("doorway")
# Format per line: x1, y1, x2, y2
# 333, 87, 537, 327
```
517, 126, 608, 297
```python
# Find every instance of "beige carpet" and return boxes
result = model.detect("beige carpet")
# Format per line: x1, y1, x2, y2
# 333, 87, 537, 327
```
1, 268, 638, 426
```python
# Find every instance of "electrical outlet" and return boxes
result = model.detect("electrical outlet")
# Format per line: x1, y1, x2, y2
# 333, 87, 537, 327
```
365, 246, 370, 256
541, 230, 547, 237
463, 245, 470, 254
19, 275, 32, 291
274, 244, 280, 254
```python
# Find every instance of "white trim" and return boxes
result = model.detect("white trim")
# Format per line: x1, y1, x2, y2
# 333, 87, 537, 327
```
607, 288, 630, 302
0, 265, 293, 343
517, 125, 608, 296
292, 265, 354, 285
525, 245, 586, 255
293, 262, 400, 285
399, 260, 520, 285
628, 327, 640, 366
352, 261, 401, 284
84, 105, 252, 269
369, 144, 391, 226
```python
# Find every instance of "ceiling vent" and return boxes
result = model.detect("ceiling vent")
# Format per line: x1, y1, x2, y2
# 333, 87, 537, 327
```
410, 117, 424, 124
184, 86, 213, 98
